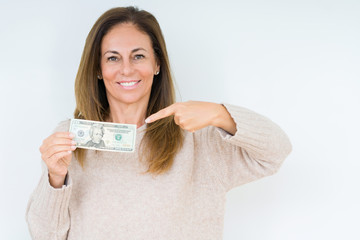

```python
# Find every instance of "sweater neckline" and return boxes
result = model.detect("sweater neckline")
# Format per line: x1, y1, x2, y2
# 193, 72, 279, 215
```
137, 123, 147, 134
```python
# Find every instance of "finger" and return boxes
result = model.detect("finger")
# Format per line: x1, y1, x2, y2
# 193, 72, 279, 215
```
43, 145, 76, 161
41, 139, 75, 155
49, 132, 75, 141
50, 151, 72, 166
41, 132, 75, 153
177, 119, 199, 133
174, 116, 191, 131
45, 138, 75, 148
145, 104, 176, 123
178, 124, 195, 133
46, 151, 72, 172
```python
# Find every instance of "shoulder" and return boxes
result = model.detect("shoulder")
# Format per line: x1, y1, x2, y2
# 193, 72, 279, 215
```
52, 119, 71, 133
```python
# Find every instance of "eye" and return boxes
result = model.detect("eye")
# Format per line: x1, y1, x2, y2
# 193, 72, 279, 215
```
134, 54, 145, 60
107, 56, 118, 62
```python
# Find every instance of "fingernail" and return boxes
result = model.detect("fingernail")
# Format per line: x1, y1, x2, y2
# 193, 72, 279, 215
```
67, 150, 72, 154
145, 118, 150, 123
71, 141, 76, 145
71, 146, 76, 150
69, 133, 75, 138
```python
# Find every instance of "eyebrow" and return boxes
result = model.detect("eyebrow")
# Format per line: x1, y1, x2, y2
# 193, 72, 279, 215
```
103, 48, 147, 56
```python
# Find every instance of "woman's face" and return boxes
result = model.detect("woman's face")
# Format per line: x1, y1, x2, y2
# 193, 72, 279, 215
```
100, 23, 159, 106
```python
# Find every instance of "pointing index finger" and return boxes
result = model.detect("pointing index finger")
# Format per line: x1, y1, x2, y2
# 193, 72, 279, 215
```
145, 104, 176, 123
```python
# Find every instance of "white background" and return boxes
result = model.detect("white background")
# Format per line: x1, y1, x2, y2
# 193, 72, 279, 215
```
0, 0, 359, 239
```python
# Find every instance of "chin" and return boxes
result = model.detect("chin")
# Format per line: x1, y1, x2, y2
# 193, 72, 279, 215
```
115, 95, 149, 105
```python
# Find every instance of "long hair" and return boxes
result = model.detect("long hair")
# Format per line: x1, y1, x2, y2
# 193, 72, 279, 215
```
74, 6, 184, 175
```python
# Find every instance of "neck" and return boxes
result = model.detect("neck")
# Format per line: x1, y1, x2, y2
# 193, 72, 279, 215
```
106, 99, 148, 129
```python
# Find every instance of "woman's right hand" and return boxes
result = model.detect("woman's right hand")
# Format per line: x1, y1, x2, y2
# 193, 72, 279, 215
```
39, 132, 76, 188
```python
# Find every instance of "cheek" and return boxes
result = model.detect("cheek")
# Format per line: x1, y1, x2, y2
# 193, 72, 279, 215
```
101, 65, 118, 91
138, 64, 156, 79
101, 64, 117, 79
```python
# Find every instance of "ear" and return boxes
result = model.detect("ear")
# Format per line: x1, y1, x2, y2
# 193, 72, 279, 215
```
155, 57, 160, 72
154, 66, 160, 75
156, 62, 160, 73
97, 70, 103, 80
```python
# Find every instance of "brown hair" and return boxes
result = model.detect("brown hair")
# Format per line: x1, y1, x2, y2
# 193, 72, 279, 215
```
74, 6, 183, 175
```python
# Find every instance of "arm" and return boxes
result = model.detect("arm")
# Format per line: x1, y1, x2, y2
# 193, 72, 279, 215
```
146, 101, 292, 191
26, 161, 72, 239
202, 103, 292, 191
26, 120, 73, 240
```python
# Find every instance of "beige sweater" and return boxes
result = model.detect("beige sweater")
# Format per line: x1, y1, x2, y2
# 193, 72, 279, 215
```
25, 104, 292, 240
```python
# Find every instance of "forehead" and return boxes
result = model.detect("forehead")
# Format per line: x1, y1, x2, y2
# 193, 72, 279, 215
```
101, 23, 153, 52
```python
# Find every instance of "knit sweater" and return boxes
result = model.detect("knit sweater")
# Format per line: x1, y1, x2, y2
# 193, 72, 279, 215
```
25, 103, 292, 240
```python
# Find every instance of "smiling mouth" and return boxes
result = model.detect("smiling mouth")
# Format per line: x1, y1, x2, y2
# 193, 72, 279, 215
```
117, 80, 141, 87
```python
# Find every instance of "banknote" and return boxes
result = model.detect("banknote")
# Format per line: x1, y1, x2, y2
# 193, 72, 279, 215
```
69, 119, 137, 152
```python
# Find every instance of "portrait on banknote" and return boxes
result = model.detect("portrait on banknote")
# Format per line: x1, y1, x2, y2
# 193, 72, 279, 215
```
84, 123, 106, 148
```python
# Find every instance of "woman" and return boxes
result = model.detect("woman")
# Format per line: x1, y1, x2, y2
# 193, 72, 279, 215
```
26, 6, 292, 240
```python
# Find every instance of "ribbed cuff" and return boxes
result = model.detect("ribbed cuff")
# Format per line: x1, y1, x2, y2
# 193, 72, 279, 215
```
217, 103, 269, 144
31, 170, 72, 224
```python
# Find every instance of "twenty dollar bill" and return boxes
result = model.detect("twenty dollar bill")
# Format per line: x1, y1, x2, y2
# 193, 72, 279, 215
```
69, 119, 137, 152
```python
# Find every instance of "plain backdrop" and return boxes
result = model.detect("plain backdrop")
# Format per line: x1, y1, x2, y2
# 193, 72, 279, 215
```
0, 0, 359, 239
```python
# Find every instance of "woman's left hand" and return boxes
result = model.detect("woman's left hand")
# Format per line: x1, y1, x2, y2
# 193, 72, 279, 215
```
145, 101, 237, 135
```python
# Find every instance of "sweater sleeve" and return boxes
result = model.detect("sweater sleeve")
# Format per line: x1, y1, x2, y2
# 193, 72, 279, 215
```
201, 103, 292, 192
25, 120, 72, 239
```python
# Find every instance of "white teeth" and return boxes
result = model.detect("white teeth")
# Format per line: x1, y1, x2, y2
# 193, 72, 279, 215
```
120, 81, 138, 86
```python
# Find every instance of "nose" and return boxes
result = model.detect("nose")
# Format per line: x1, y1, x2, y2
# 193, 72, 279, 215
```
121, 59, 134, 76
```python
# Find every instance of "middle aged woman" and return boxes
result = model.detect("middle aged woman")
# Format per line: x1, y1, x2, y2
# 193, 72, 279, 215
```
26, 6, 292, 240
